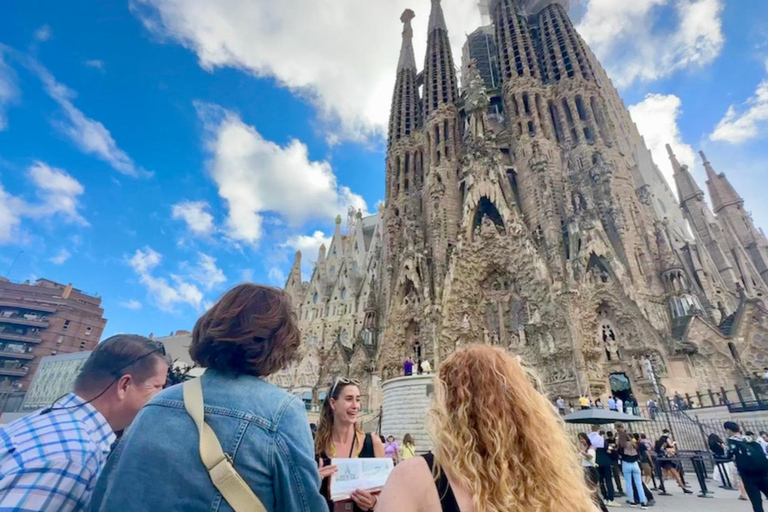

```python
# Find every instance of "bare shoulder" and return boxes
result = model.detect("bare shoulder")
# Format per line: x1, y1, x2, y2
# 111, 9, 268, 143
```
387, 456, 435, 493
371, 433, 385, 450
377, 456, 434, 512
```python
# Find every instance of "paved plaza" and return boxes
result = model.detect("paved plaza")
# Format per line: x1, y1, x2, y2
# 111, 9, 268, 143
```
619, 483, 753, 512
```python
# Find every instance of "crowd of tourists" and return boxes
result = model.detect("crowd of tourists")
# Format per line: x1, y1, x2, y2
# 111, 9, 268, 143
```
0, 281, 762, 512
556, 395, 653, 417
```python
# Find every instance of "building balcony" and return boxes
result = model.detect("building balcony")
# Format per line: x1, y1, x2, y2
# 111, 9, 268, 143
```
0, 316, 49, 328
0, 332, 41, 344
0, 351, 33, 361
0, 367, 28, 377
0, 300, 56, 314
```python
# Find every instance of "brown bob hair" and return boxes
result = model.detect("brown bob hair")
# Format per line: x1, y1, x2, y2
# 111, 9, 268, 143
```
190, 283, 300, 377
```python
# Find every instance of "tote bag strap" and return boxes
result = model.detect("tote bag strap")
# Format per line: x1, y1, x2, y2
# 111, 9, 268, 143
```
183, 378, 267, 512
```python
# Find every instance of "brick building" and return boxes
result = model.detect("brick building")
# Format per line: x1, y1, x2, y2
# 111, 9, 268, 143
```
0, 278, 106, 392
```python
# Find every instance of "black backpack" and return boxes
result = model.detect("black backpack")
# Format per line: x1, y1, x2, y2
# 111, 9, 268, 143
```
729, 439, 768, 475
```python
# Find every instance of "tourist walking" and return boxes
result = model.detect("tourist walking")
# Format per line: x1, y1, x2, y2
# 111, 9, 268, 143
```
385, 435, 400, 464
608, 396, 617, 411
579, 394, 589, 410
400, 434, 416, 461
725, 421, 768, 512
606, 431, 625, 496
421, 359, 432, 374
91, 284, 326, 512
376, 344, 597, 512
557, 396, 566, 415
646, 399, 657, 420
0, 335, 169, 511
588, 425, 619, 507
709, 433, 748, 501
616, 422, 648, 508
595, 398, 603, 409
316, 377, 385, 511
654, 433, 693, 494
578, 433, 609, 512
615, 397, 623, 415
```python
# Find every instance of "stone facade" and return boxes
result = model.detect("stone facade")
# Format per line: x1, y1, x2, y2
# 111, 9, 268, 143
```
274, 0, 768, 408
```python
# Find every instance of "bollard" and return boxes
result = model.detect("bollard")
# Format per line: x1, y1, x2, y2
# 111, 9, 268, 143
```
692, 456, 712, 498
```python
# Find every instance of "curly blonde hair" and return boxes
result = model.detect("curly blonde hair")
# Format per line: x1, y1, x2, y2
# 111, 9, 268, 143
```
427, 344, 598, 512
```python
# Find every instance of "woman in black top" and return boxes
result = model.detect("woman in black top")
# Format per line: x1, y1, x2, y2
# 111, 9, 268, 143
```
315, 377, 385, 511
376, 344, 597, 512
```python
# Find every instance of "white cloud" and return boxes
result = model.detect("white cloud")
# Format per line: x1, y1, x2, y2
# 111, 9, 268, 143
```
0, 50, 19, 131
171, 200, 215, 236
240, 268, 254, 282
83, 59, 105, 72
30, 60, 147, 177
120, 299, 143, 310
128, 247, 205, 312
268, 267, 286, 286
131, 0, 481, 142
198, 105, 366, 244
184, 252, 226, 290
576, 0, 724, 88
27, 161, 88, 224
629, 94, 696, 190
49, 249, 71, 265
710, 60, 768, 144
0, 162, 87, 243
34, 25, 52, 42
282, 230, 332, 280
283, 230, 332, 259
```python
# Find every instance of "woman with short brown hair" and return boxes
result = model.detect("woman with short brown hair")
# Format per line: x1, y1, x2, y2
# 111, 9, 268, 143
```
92, 283, 327, 512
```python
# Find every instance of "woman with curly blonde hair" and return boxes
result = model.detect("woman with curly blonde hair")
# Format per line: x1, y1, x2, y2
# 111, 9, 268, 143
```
376, 344, 599, 512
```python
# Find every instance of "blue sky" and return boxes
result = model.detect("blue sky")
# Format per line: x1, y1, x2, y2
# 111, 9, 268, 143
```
1, 0, 767, 339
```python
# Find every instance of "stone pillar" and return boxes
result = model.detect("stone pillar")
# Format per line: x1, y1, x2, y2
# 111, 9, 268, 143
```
381, 375, 434, 453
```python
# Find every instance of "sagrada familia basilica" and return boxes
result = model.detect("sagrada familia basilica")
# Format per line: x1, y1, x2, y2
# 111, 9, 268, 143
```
272, 0, 768, 409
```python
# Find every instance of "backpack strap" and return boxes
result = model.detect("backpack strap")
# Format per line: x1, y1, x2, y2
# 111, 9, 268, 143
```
183, 378, 267, 512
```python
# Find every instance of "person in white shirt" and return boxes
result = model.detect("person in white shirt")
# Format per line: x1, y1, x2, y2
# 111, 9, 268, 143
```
615, 397, 623, 414
578, 433, 611, 511
758, 431, 768, 455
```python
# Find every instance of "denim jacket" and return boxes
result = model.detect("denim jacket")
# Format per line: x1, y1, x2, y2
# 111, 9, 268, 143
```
91, 370, 326, 512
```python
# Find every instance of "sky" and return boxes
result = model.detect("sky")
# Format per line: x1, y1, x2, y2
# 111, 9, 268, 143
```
0, 0, 767, 339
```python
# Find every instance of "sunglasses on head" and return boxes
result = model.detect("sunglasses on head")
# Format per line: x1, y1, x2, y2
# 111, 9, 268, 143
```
329, 377, 361, 398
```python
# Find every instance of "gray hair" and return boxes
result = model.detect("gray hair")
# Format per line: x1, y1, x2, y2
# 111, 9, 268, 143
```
74, 334, 171, 392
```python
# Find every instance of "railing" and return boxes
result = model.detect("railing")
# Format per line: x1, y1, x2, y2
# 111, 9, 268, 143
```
0, 367, 28, 377
0, 317, 48, 328
0, 350, 33, 360
0, 331, 41, 344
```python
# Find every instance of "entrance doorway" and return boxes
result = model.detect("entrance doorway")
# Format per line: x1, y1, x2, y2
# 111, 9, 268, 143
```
609, 372, 633, 402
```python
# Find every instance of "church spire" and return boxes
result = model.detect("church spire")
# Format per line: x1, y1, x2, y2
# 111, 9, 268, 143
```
667, 144, 703, 203
423, 0, 459, 117
388, 9, 422, 144
397, 9, 417, 72
701, 150, 743, 213
427, 0, 448, 32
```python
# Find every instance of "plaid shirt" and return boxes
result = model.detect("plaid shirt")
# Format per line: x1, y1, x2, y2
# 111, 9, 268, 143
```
0, 393, 115, 511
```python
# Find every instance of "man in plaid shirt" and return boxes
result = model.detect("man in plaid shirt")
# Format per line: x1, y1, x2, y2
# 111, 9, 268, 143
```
0, 335, 169, 511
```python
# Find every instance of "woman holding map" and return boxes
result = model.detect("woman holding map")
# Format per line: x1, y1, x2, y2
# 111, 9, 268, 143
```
316, 377, 386, 511
376, 344, 597, 512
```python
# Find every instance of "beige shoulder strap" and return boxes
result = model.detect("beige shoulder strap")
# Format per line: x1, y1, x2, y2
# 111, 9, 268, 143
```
183, 378, 267, 512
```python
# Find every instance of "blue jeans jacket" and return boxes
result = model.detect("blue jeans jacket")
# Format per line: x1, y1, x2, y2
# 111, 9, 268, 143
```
91, 370, 326, 512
